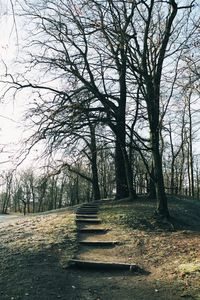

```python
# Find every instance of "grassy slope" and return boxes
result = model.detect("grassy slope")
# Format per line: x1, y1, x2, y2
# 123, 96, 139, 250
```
99, 196, 200, 299
0, 197, 199, 300
0, 208, 77, 300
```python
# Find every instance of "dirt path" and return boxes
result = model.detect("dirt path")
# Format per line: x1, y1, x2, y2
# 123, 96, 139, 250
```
69, 202, 191, 300
74, 202, 122, 264
0, 214, 21, 224
0, 199, 199, 299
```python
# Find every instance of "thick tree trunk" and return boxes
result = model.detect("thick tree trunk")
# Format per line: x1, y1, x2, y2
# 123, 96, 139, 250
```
91, 161, 101, 200
114, 48, 136, 200
115, 138, 129, 199
146, 81, 170, 217
147, 165, 156, 199
122, 146, 137, 200
147, 91, 169, 217
152, 131, 169, 218
90, 124, 101, 200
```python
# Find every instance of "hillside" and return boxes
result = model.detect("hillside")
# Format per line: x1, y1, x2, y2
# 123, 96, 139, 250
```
0, 197, 199, 300
0, 208, 77, 300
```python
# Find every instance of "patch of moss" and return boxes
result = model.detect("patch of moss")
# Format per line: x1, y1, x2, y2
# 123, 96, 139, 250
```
179, 262, 200, 274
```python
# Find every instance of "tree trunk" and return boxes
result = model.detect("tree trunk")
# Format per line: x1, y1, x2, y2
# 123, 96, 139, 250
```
152, 131, 169, 218
147, 165, 156, 199
188, 93, 194, 197
58, 179, 65, 209
122, 146, 137, 200
115, 137, 129, 199
91, 161, 101, 200
146, 81, 170, 217
114, 46, 136, 200
147, 92, 169, 217
115, 100, 136, 200
90, 124, 101, 200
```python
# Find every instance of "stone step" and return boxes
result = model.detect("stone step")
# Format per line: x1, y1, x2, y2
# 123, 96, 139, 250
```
78, 228, 109, 233
79, 240, 119, 246
76, 218, 102, 224
68, 259, 138, 272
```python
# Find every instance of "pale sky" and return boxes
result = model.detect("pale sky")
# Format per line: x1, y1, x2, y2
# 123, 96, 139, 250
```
0, 1, 34, 171
0, 1, 55, 174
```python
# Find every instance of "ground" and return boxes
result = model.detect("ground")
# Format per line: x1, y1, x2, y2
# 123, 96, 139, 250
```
0, 208, 78, 300
0, 196, 199, 300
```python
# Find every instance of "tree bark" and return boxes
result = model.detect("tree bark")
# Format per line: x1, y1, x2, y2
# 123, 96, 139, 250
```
115, 137, 129, 199
90, 124, 101, 200
147, 165, 156, 199
115, 53, 136, 200
151, 129, 169, 218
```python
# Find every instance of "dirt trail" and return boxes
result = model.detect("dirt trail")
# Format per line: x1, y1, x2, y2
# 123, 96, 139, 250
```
0, 214, 21, 224
0, 198, 199, 299
70, 202, 190, 300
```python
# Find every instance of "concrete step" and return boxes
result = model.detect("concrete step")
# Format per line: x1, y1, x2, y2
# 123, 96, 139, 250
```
68, 259, 138, 272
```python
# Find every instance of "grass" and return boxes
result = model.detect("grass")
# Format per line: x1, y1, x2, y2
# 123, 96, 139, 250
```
0, 208, 78, 300
0, 196, 199, 300
99, 196, 200, 299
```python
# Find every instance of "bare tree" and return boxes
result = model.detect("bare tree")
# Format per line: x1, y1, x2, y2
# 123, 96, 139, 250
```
2, 0, 199, 218
6, 0, 139, 200
0, 171, 13, 214
125, 0, 197, 217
